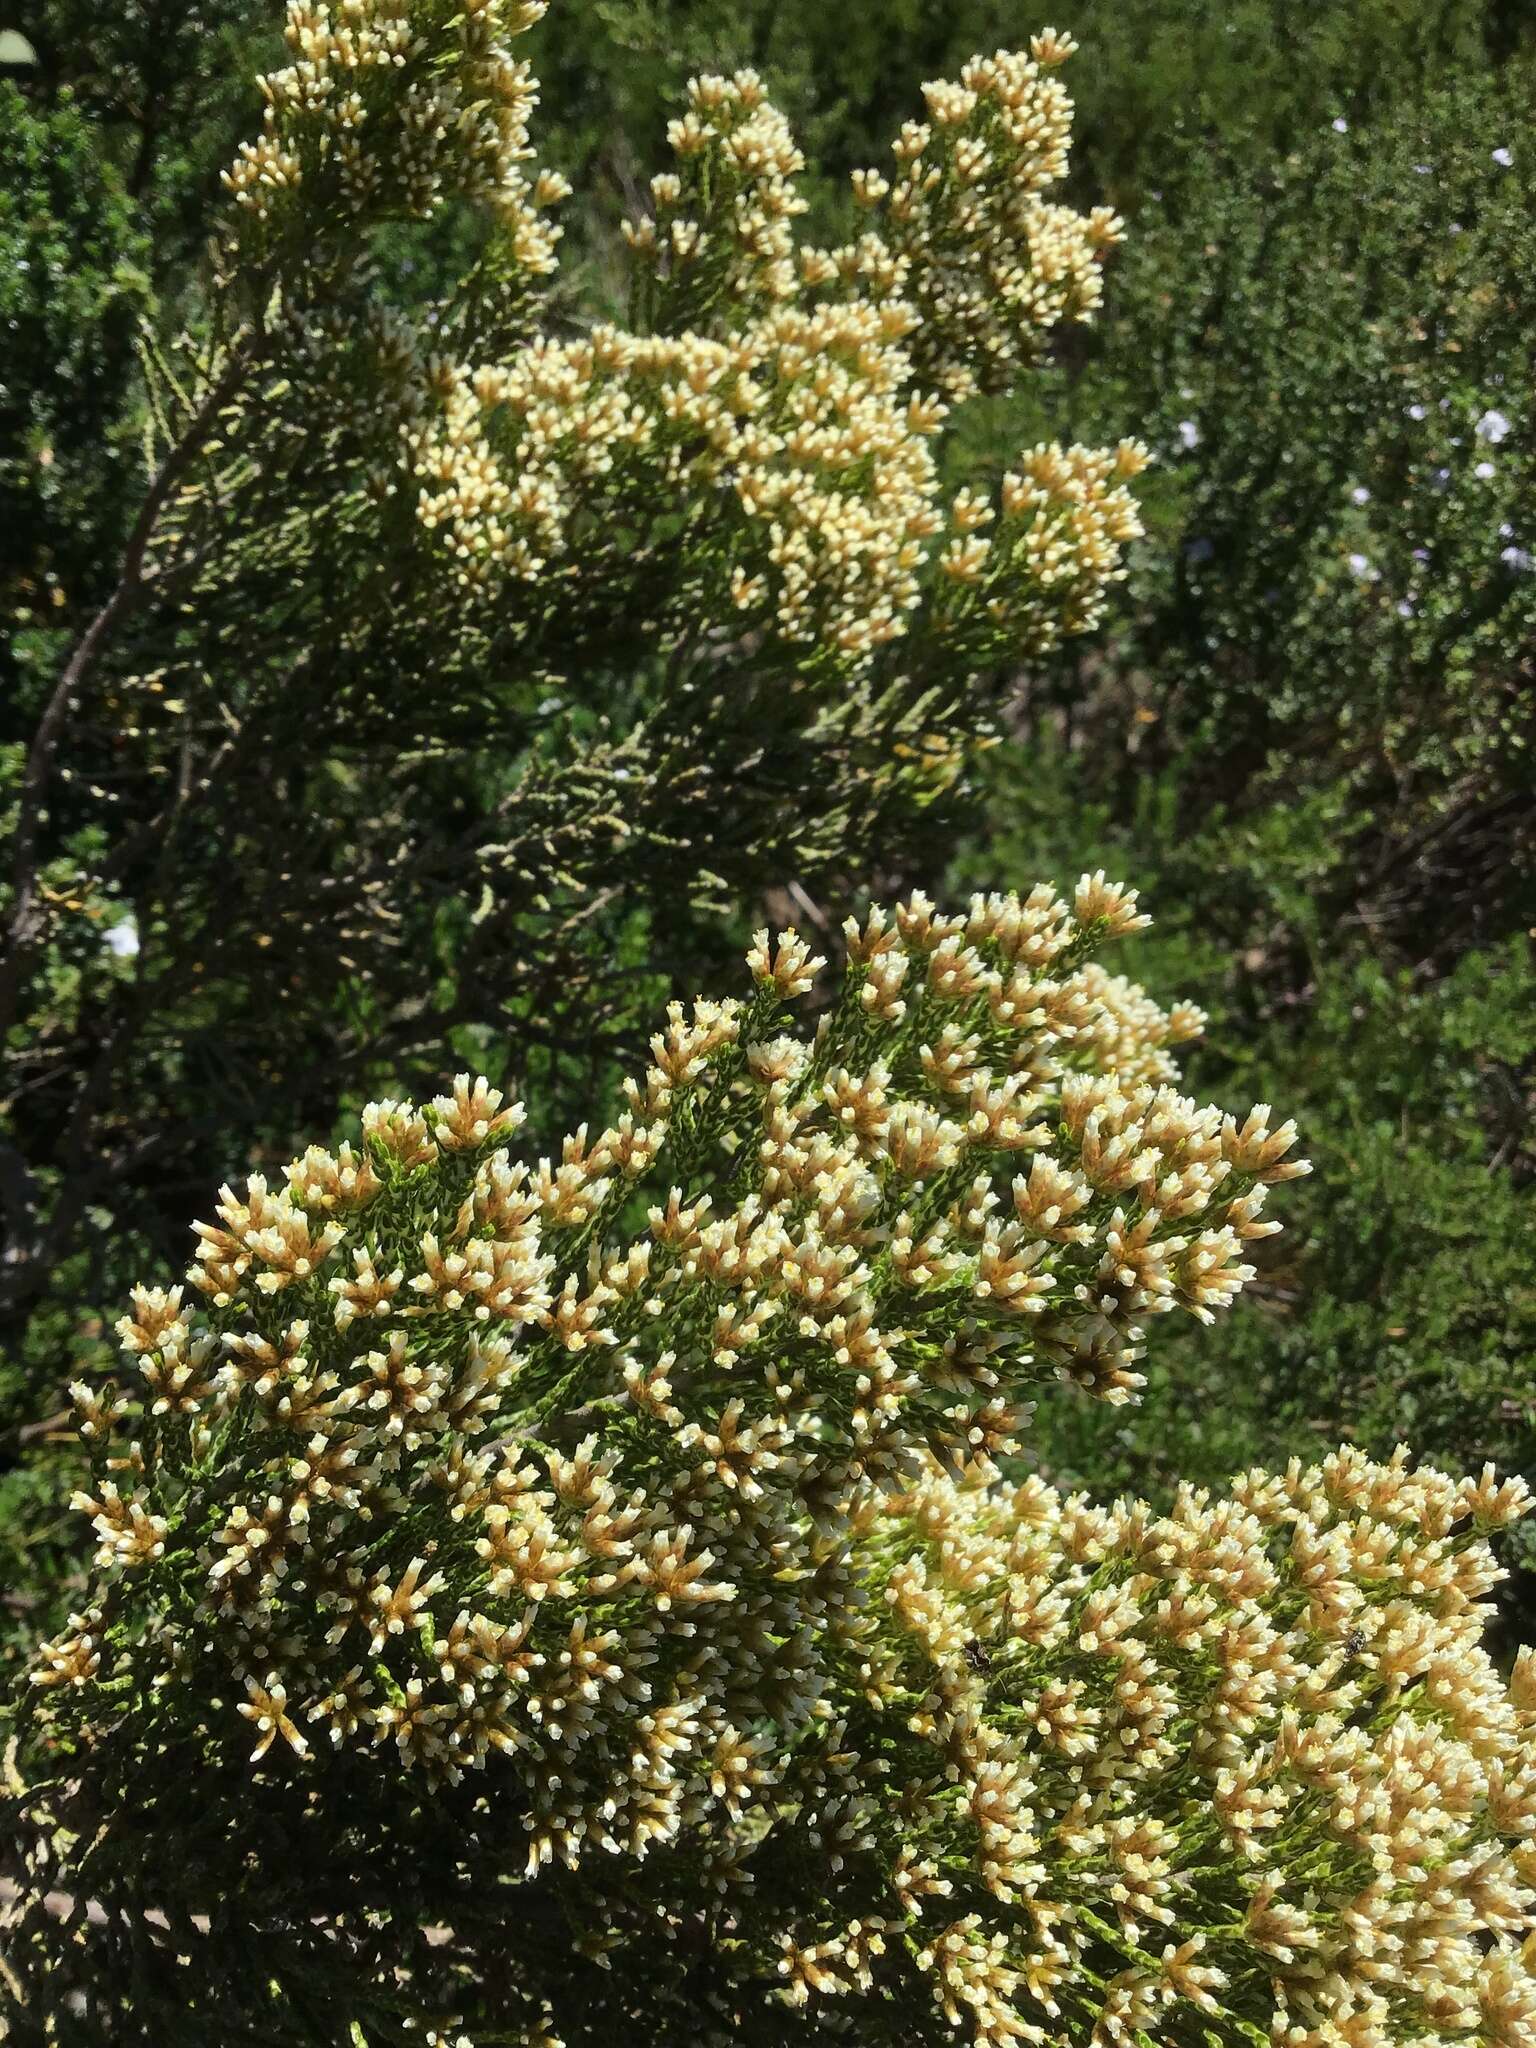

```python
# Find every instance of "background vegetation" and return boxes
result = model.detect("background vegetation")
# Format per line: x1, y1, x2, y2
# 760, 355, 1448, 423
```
3, 0, 1533, 1659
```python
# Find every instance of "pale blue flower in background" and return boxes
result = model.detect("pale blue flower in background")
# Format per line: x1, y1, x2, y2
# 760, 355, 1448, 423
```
1176, 420, 1200, 450
1332, 117, 1348, 133
1492, 147, 1513, 167
1350, 486, 1371, 505
1475, 461, 1496, 480
1500, 546, 1533, 572
1476, 409, 1511, 443
104, 921, 140, 960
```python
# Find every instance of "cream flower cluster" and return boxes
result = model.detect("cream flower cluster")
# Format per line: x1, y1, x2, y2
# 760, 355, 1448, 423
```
409, 311, 1146, 657
42, 877, 1300, 1746
632, 36, 1123, 402
221, 0, 568, 274
934, 442, 1150, 655
407, 306, 947, 657
22, 884, 1535, 2044
189, 10, 1140, 681
404, 39, 1144, 664
834, 1451, 1535, 2048
626, 68, 811, 322
818, 31, 1125, 400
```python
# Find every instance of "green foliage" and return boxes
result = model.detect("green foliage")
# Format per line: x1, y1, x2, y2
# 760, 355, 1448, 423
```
1023, 61, 1536, 957
19, 3, 283, 266
0, 85, 149, 641
1036, 0, 1501, 206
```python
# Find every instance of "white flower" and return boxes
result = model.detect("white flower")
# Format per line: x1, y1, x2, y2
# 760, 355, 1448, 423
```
1474, 461, 1495, 480
1407, 404, 1427, 421
1350, 486, 1370, 505
1492, 147, 1513, 168
1176, 420, 1200, 450
104, 920, 140, 960
1396, 599, 1415, 618
1332, 117, 1348, 134
1501, 545, 1533, 572
1346, 553, 1377, 581
1476, 409, 1511, 444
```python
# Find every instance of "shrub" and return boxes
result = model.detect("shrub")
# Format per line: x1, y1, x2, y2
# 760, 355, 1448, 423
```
1017, 61, 1536, 961
0, 3, 1142, 1623
5, 885, 1532, 2044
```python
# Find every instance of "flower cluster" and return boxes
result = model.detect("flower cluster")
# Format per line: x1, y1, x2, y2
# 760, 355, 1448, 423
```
408, 308, 947, 655
830, 33, 1125, 400
222, 0, 569, 274
406, 36, 1145, 662
627, 68, 812, 323
13, 884, 1535, 2044
632, 36, 1124, 401
839, 1451, 1536, 2048
211, 10, 1147, 665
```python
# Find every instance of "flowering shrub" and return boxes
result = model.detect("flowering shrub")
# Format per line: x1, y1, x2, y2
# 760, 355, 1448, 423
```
406, 37, 1138, 655
6, 882, 1533, 2045
213, 1, 1140, 666
1, 4, 1141, 1642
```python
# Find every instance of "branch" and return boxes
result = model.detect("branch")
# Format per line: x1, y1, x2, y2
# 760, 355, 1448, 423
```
0, 342, 257, 1039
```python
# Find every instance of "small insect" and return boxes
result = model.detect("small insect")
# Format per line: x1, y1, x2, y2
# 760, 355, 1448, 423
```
1342, 1627, 1366, 1658
962, 1640, 993, 1675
